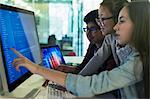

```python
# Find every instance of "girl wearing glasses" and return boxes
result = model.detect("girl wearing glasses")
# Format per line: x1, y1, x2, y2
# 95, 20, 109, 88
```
96, 0, 128, 36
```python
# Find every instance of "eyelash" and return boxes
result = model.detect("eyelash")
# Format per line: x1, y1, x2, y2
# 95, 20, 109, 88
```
118, 20, 125, 24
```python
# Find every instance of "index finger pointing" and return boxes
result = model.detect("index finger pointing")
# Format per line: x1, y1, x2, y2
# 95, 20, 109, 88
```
10, 48, 24, 58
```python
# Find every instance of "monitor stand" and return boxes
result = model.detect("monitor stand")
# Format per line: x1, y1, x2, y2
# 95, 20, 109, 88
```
1, 74, 45, 99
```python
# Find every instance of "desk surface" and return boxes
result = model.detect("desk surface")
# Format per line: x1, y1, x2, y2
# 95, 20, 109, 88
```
0, 74, 45, 99
64, 56, 84, 64
0, 74, 75, 99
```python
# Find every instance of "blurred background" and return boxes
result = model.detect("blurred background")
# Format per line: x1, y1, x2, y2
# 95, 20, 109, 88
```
0, 0, 147, 56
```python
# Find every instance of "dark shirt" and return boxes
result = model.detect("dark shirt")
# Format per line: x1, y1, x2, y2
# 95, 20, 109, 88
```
77, 43, 117, 74
78, 43, 97, 70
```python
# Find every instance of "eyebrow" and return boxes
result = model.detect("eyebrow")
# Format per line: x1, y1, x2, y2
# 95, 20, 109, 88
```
119, 16, 127, 20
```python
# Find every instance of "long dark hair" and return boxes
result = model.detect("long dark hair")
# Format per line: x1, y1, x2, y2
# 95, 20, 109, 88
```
126, 1, 149, 98
100, 0, 128, 24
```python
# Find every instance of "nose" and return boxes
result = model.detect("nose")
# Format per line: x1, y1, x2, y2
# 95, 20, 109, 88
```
113, 23, 119, 31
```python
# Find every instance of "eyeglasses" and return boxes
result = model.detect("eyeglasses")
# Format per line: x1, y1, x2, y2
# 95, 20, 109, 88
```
83, 27, 100, 33
96, 16, 113, 27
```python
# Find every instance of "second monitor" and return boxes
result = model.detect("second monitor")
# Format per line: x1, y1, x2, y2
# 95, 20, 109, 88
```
41, 45, 66, 69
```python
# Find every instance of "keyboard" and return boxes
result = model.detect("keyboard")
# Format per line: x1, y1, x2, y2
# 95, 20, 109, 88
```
46, 84, 67, 99
48, 83, 67, 91
35, 82, 75, 99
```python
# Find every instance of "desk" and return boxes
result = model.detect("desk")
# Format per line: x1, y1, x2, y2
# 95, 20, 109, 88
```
0, 74, 75, 99
64, 56, 84, 64
0, 74, 45, 99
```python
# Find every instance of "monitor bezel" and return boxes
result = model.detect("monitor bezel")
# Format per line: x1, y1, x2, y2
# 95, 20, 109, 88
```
0, 4, 41, 92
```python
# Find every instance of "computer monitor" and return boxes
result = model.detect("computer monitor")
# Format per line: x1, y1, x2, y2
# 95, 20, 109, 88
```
41, 45, 66, 69
0, 4, 43, 98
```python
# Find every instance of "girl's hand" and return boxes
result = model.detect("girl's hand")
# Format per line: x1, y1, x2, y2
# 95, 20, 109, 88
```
11, 48, 39, 74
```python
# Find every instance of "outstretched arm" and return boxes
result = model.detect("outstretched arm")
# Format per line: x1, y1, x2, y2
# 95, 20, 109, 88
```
11, 48, 67, 87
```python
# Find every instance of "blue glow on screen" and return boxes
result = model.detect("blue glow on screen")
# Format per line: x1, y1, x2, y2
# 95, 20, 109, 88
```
42, 46, 65, 69
0, 9, 35, 84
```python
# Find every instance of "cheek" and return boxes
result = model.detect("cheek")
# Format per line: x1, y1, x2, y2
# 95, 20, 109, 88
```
104, 21, 115, 31
103, 21, 110, 27
95, 32, 103, 39
92, 33, 97, 38
120, 25, 133, 43
87, 32, 91, 37
93, 31, 101, 36
92, 33, 99, 40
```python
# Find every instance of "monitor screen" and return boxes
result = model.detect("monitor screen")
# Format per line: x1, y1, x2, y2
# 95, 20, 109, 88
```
41, 45, 65, 69
0, 4, 42, 92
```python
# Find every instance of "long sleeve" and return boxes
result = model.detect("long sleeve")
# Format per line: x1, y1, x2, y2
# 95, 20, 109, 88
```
77, 44, 96, 71
66, 52, 143, 97
79, 35, 114, 76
